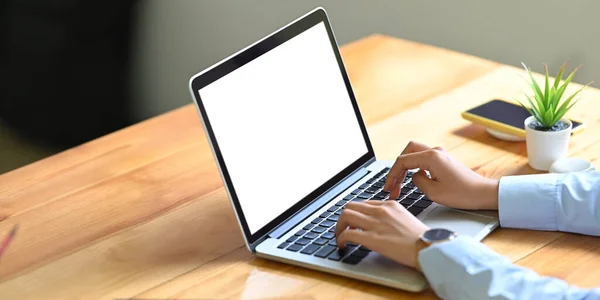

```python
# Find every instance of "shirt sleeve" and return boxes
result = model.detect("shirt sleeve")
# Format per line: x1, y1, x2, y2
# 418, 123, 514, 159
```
498, 171, 600, 236
419, 235, 600, 300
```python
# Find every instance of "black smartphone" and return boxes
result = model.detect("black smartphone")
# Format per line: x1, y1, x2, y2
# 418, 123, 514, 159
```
462, 99, 584, 137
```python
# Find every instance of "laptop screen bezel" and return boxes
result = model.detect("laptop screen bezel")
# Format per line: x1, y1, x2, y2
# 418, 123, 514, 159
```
189, 8, 375, 245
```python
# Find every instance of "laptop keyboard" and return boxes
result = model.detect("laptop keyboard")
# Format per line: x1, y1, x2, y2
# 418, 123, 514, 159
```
277, 167, 433, 265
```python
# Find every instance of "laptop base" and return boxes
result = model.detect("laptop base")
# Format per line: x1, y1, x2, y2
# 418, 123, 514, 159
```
255, 160, 498, 292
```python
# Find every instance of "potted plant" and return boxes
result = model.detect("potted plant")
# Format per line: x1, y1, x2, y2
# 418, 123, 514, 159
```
520, 62, 588, 171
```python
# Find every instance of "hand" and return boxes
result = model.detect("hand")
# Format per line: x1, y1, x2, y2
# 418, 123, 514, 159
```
335, 201, 429, 268
384, 141, 499, 210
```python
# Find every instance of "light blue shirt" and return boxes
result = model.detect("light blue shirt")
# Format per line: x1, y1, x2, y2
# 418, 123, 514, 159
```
418, 171, 600, 299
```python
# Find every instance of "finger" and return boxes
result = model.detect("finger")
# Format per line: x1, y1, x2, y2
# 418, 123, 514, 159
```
386, 170, 406, 199
411, 169, 437, 197
387, 150, 443, 199
335, 208, 377, 236
384, 141, 432, 192
363, 200, 386, 205
400, 141, 432, 155
345, 201, 384, 216
336, 228, 371, 249
389, 182, 402, 201
390, 150, 439, 179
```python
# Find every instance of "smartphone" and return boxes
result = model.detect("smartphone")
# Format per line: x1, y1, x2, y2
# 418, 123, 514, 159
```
462, 99, 584, 138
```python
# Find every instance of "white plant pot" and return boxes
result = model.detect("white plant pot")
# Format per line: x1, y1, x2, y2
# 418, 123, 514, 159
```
525, 116, 572, 171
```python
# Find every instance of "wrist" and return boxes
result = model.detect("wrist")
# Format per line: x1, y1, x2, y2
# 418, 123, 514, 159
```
409, 226, 429, 269
414, 228, 456, 272
477, 178, 499, 210
414, 239, 428, 272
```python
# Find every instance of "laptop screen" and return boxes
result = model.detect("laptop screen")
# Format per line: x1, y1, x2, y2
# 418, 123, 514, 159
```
195, 17, 372, 239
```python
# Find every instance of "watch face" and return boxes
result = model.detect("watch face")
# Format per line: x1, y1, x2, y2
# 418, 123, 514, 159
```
422, 228, 454, 242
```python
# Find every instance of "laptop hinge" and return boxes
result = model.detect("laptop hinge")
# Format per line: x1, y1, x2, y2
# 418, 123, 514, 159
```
267, 158, 375, 239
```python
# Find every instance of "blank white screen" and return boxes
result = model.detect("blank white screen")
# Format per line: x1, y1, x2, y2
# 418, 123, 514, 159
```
199, 22, 368, 234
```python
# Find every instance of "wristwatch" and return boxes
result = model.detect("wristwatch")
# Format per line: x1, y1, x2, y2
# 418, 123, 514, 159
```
415, 228, 458, 271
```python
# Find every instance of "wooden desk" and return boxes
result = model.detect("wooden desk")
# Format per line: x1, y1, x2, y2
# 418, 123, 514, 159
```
1, 35, 599, 300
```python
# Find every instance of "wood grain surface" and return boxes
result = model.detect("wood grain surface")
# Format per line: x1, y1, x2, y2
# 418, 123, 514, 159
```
1, 34, 599, 300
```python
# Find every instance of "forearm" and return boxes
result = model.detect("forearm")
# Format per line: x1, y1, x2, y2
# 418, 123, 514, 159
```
419, 236, 600, 300
499, 171, 600, 236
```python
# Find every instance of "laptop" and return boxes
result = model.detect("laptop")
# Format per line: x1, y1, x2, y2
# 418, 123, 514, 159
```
188, 7, 499, 292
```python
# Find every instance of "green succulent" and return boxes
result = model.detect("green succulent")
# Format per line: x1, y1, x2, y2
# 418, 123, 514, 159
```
519, 62, 588, 129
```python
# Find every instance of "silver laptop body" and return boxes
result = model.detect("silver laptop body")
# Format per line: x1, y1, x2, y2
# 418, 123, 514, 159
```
188, 7, 498, 292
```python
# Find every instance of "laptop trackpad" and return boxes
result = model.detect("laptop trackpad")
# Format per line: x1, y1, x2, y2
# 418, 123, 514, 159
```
421, 206, 496, 238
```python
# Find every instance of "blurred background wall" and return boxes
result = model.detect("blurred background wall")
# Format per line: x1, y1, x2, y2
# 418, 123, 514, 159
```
2, 0, 600, 173
130, 0, 600, 120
